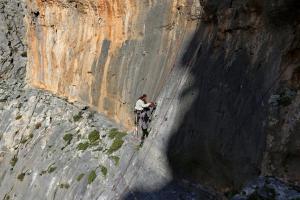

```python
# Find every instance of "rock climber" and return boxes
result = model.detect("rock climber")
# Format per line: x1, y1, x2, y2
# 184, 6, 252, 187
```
134, 94, 156, 144
134, 94, 154, 126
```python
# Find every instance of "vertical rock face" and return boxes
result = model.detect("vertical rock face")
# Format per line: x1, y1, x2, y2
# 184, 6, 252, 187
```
0, 0, 26, 80
25, 0, 199, 128
125, 0, 300, 194
3, 0, 298, 198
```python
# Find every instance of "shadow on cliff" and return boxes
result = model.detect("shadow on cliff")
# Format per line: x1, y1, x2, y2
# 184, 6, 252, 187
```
123, 0, 300, 199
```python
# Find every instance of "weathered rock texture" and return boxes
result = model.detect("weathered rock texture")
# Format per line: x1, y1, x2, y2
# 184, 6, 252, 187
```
122, 0, 300, 195
232, 177, 300, 199
1, 1, 219, 199
0, 1, 148, 199
0, 0, 299, 199
26, 0, 200, 128
0, 0, 26, 80
0, 83, 131, 200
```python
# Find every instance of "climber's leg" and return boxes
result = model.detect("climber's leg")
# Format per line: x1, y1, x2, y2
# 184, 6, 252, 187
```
135, 110, 142, 137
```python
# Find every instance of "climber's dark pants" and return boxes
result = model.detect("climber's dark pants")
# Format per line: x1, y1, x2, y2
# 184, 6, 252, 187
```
134, 110, 142, 126
142, 128, 149, 139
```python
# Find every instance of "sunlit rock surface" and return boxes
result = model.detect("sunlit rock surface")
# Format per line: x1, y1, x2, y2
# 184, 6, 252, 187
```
25, 0, 200, 128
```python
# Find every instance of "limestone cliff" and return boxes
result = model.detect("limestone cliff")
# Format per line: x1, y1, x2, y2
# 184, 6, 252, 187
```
25, 0, 200, 128
0, 0, 26, 80
0, 0, 300, 199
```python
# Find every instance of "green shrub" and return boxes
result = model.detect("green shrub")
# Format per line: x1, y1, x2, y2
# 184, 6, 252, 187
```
48, 166, 57, 173
73, 112, 83, 122
3, 194, 10, 200
21, 51, 27, 57
89, 141, 99, 147
40, 164, 57, 175
76, 173, 85, 182
15, 115, 22, 120
108, 128, 118, 139
10, 155, 18, 167
77, 142, 89, 151
108, 129, 127, 140
39, 170, 47, 176
109, 156, 120, 166
20, 134, 34, 144
59, 183, 70, 189
87, 170, 96, 184
20, 137, 28, 144
107, 138, 124, 154
88, 130, 100, 144
63, 133, 73, 144
17, 172, 25, 181
100, 165, 107, 177
107, 129, 126, 154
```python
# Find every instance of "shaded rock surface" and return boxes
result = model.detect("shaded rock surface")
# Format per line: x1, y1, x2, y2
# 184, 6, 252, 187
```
232, 177, 300, 200
124, 0, 300, 194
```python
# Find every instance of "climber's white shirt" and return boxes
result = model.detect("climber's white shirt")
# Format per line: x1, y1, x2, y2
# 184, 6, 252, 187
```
135, 99, 151, 111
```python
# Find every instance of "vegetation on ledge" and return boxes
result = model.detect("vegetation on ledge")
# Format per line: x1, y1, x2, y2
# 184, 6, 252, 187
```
87, 170, 97, 184
73, 112, 83, 122
76, 173, 85, 182
100, 165, 108, 177
88, 130, 100, 145
77, 142, 89, 151
10, 155, 18, 167
109, 156, 120, 166
107, 129, 127, 154
63, 133, 73, 145
17, 172, 26, 181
